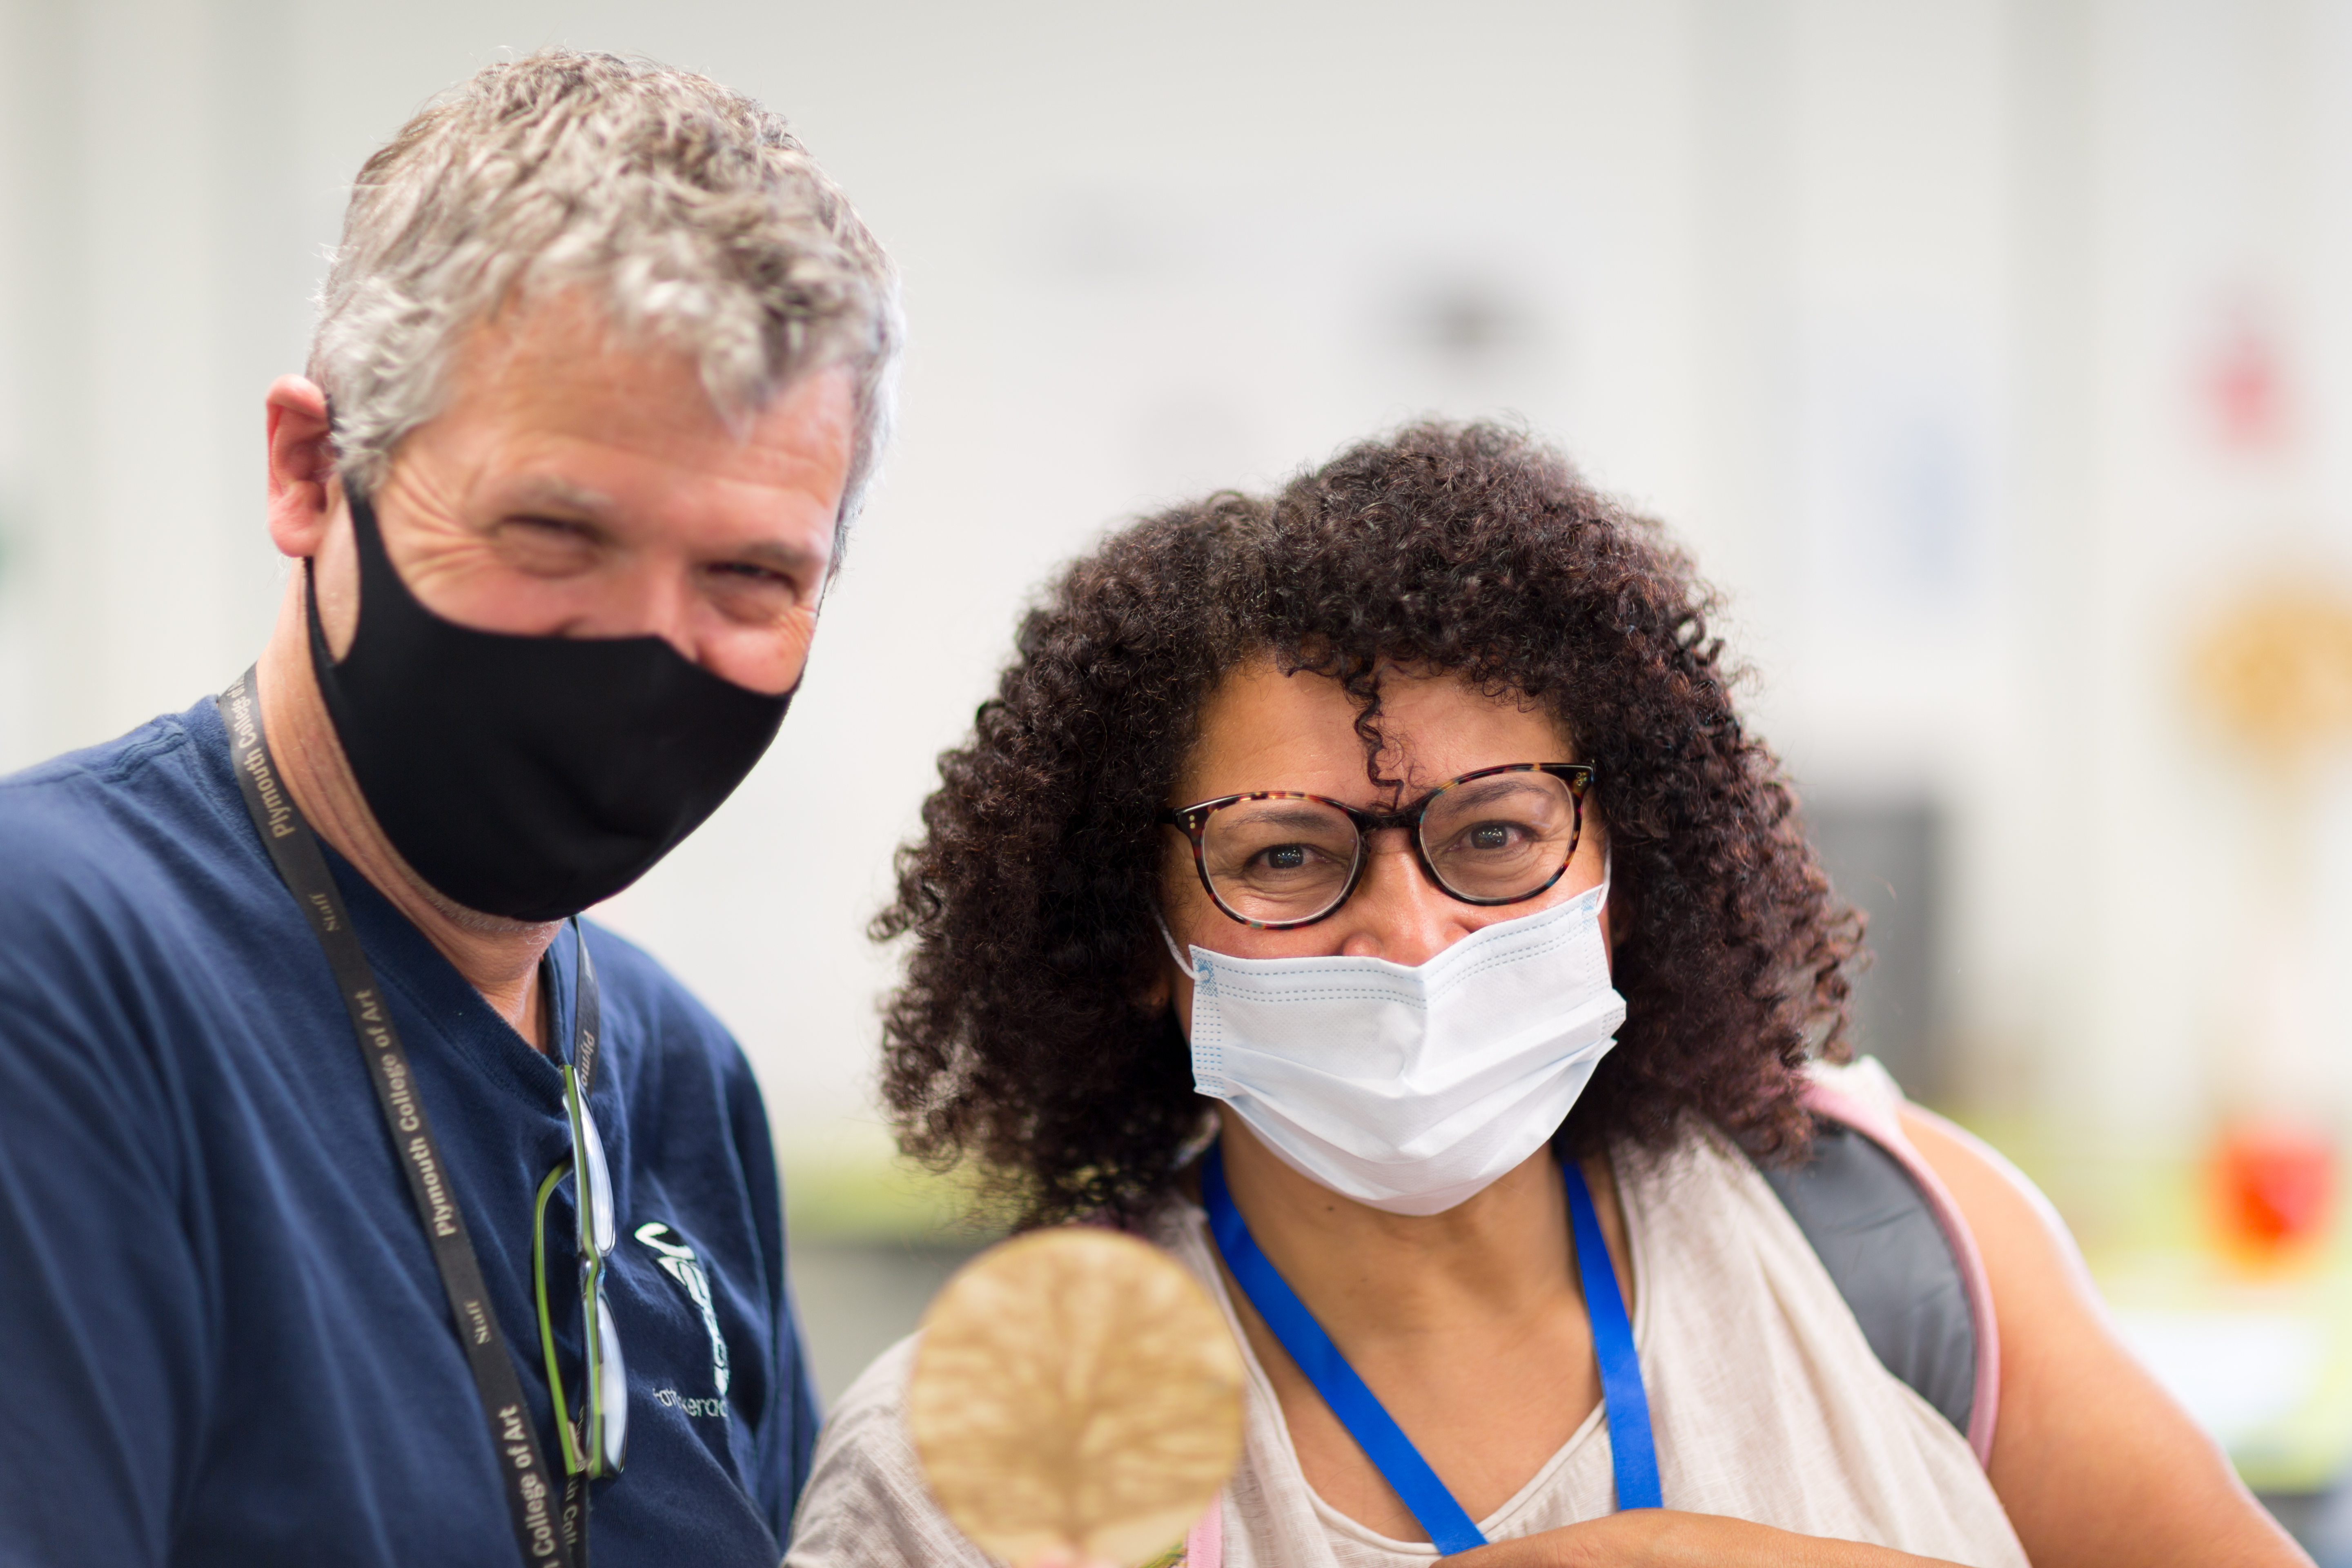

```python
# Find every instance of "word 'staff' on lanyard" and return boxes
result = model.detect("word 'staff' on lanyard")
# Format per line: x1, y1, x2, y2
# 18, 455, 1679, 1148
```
1200, 1143, 1659, 1556
217, 669, 590, 1568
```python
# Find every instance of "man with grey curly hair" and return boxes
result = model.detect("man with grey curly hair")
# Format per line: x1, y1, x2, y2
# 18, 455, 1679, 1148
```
0, 49, 897, 1568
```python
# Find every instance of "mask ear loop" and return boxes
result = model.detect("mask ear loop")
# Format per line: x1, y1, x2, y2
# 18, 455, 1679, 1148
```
1591, 847, 1617, 982
1154, 910, 1199, 976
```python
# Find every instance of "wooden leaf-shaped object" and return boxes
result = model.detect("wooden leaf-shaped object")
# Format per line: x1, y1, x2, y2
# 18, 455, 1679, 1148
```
907, 1228, 1246, 1567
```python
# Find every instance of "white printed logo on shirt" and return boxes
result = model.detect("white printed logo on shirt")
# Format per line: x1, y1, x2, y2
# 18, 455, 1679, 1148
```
635, 1221, 730, 1402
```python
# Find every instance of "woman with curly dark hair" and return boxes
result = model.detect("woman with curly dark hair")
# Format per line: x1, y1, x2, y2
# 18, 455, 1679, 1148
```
786, 424, 2299, 1568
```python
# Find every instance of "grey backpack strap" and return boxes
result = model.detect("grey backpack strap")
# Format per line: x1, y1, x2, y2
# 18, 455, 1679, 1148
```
1760, 1116, 1979, 1438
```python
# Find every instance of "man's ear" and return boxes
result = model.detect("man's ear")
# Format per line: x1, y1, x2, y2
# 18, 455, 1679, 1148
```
265, 376, 338, 558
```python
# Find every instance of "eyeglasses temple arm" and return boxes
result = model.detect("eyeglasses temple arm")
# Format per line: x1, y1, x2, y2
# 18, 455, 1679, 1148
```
533, 1162, 586, 1475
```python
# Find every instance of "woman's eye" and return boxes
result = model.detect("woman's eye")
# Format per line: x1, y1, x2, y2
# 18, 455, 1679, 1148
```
1465, 822, 1520, 851
1261, 844, 1308, 871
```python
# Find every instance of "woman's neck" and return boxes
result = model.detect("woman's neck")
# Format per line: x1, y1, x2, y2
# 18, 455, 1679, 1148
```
1211, 1118, 1590, 1346
1204, 1117, 1635, 1537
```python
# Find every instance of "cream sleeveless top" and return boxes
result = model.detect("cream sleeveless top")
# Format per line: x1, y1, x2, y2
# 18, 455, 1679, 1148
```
785, 1081, 2029, 1568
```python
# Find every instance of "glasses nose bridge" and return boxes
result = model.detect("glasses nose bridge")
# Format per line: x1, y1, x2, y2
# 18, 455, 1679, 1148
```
1348, 795, 1430, 840
1345, 799, 1441, 897
1354, 799, 1421, 832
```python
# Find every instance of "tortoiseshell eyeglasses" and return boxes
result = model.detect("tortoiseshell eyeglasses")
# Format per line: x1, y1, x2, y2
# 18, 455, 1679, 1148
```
1158, 762, 1595, 929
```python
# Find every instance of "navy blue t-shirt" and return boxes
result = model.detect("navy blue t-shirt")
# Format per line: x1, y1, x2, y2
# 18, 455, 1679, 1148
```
0, 697, 819, 1566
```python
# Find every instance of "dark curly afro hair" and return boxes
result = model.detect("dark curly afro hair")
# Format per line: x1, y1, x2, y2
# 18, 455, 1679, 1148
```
873, 421, 1863, 1228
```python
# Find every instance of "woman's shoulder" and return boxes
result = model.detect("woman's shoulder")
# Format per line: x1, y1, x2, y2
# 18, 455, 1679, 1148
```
1882, 1087, 2301, 1561
813, 1332, 922, 1454
784, 1334, 994, 1568
786, 1214, 1219, 1566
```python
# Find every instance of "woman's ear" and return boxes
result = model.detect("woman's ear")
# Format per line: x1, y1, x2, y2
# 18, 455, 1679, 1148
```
1136, 914, 1187, 1022
1132, 915, 1174, 1011
1601, 866, 1630, 966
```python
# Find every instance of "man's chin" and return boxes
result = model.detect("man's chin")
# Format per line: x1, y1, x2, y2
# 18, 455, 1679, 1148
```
400, 857, 564, 937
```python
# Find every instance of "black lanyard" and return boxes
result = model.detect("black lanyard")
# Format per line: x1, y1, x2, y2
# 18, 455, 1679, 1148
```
217, 668, 587, 1568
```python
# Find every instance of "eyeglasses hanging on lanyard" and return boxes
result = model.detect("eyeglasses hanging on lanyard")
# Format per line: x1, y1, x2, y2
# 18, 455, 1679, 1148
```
534, 920, 630, 1480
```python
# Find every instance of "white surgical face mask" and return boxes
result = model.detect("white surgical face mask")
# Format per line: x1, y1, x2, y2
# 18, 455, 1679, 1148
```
1160, 869, 1626, 1216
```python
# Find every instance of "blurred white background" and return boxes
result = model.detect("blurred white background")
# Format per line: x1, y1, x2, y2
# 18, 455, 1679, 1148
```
5, 0, 2352, 1512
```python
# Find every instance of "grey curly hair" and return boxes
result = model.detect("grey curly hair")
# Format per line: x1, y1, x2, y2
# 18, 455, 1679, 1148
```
310, 49, 901, 539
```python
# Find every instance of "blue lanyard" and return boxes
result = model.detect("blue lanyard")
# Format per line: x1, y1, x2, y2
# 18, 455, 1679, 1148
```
1199, 1143, 1659, 1554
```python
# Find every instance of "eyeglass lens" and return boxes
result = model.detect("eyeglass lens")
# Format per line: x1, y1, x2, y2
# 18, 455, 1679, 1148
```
592, 1301, 628, 1468
1198, 768, 1581, 924
573, 1089, 616, 1256
568, 1082, 628, 1474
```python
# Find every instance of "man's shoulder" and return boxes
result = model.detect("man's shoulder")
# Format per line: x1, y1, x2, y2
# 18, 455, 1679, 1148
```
0, 699, 239, 935
0, 702, 249, 1171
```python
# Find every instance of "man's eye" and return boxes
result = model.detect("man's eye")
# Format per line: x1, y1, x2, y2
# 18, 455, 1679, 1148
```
713, 562, 793, 589
511, 516, 593, 541
497, 517, 601, 572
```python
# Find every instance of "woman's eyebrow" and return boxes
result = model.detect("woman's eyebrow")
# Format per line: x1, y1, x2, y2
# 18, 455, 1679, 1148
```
1227, 802, 1347, 829
1444, 775, 1555, 803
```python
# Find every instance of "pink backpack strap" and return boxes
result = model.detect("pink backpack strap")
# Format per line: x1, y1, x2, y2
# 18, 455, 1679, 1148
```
1182, 1496, 1224, 1567
1798, 1080, 2001, 1469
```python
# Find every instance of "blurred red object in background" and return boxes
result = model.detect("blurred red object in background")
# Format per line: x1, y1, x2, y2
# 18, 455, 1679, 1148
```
2212, 1121, 2337, 1260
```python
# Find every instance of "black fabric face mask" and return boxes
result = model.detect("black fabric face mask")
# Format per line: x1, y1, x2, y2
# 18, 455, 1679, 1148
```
306, 490, 793, 922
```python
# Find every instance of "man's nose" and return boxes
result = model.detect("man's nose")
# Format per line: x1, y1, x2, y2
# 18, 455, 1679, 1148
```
601, 561, 704, 666
1336, 831, 1473, 965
